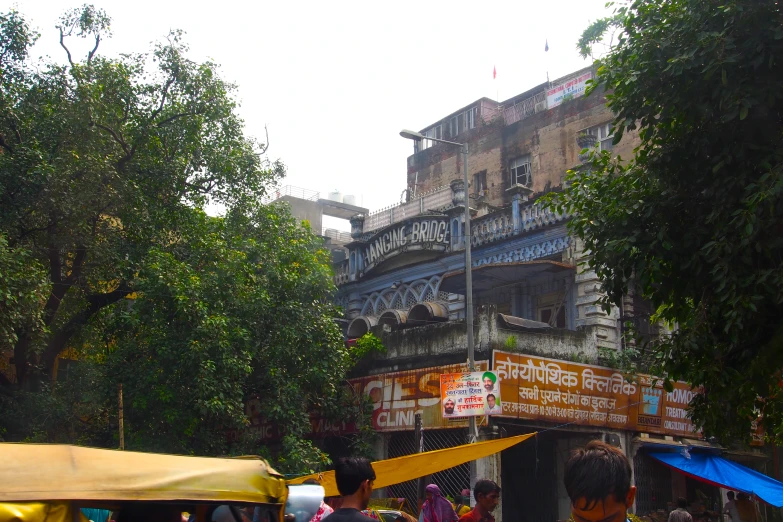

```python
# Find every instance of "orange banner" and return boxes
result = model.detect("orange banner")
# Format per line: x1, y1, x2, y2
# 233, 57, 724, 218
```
493, 350, 698, 437
350, 362, 488, 431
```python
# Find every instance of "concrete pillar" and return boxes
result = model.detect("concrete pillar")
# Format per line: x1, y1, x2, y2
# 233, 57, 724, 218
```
572, 237, 621, 350
475, 430, 503, 522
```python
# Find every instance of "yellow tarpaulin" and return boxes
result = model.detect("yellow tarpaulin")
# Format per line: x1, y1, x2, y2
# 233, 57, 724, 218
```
0, 443, 287, 504
0, 502, 88, 522
288, 433, 536, 497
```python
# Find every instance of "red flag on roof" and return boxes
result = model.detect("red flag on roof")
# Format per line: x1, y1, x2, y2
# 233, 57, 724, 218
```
493, 65, 496, 79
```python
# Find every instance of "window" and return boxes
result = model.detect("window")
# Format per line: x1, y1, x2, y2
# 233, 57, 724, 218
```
473, 170, 487, 197
450, 116, 459, 138
587, 122, 614, 151
536, 291, 566, 328
415, 128, 435, 152
434, 125, 442, 140
510, 155, 532, 187
464, 107, 477, 131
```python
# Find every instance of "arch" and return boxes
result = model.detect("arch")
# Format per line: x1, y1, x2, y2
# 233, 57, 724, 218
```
379, 309, 409, 326
347, 315, 378, 338
408, 302, 450, 325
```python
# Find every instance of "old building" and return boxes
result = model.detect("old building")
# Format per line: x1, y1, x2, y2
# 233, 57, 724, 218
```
270, 66, 777, 522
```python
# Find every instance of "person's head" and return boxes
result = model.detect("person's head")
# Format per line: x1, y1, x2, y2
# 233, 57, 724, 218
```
564, 440, 635, 522
473, 479, 501, 513
444, 398, 455, 414
486, 394, 496, 408
677, 498, 687, 509
334, 457, 376, 508
482, 372, 497, 391
425, 484, 442, 502
303, 478, 320, 485
727, 492, 735, 500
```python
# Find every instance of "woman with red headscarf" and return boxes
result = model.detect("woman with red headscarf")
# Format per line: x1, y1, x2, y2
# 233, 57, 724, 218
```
420, 485, 459, 522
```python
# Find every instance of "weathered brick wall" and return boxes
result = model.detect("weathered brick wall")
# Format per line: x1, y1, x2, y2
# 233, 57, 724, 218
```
406, 89, 640, 208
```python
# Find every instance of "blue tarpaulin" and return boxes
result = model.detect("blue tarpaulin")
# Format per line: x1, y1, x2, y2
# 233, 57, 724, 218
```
649, 452, 783, 508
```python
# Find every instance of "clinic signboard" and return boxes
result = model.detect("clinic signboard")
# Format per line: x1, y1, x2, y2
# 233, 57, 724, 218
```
493, 350, 699, 437
349, 361, 488, 432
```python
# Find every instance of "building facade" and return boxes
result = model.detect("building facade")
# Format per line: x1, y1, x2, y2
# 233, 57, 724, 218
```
272, 67, 774, 522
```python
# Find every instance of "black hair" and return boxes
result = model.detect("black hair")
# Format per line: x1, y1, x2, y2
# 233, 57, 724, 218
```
677, 498, 687, 509
727, 492, 735, 500
564, 440, 632, 510
334, 457, 376, 496
487, 394, 496, 400
303, 478, 320, 485
473, 479, 500, 501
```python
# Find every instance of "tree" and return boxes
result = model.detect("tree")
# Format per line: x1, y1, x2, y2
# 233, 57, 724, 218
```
549, 0, 783, 443
0, 6, 283, 388
0, 7, 374, 470
95, 205, 366, 469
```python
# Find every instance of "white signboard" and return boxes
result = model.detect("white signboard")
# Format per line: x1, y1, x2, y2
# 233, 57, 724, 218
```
546, 72, 593, 109
440, 371, 502, 418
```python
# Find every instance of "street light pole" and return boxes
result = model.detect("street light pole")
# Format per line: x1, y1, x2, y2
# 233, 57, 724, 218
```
400, 129, 478, 488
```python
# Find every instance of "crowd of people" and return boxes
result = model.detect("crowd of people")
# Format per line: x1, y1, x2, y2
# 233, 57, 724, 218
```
93, 440, 757, 522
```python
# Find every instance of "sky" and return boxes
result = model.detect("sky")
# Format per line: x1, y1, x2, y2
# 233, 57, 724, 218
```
9, 0, 610, 230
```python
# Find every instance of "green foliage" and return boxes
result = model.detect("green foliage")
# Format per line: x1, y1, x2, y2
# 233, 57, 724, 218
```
0, 6, 282, 386
576, 11, 626, 59
0, 6, 372, 470
504, 335, 518, 349
0, 236, 48, 360
548, 0, 783, 444
351, 333, 386, 364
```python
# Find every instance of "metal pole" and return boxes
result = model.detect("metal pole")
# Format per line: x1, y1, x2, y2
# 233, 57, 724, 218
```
415, 413, 425, 513
462, 144, 478, 497
118, 383, 125, 450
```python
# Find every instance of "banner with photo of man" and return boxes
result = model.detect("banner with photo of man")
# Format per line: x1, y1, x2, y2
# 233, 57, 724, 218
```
440, 371, 502, 418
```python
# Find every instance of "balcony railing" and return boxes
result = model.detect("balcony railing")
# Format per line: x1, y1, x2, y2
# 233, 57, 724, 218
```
364, 185, 452, 233
503, 90, 547, 126
323, 228, 353, 243
261, 185, 320, 204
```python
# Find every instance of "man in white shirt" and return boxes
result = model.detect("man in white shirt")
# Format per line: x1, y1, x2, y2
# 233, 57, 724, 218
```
484, 394, 502, 414
724, 492, 740, 522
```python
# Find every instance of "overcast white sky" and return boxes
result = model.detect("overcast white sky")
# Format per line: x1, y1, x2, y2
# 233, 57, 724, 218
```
10, 0, 609, 230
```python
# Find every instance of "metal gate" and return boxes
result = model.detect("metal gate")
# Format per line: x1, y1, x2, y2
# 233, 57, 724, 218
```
386, 428, 469, 515
633, 452, 673, 516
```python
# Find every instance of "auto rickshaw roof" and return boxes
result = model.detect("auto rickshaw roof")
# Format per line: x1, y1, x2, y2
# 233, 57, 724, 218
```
0, 443, 287, 504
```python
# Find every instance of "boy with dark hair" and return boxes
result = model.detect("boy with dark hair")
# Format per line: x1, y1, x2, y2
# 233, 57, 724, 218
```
328, 457, 377, 522
564, 440, 636, 522
458, 479, 500, 522
667, 497, 692, 522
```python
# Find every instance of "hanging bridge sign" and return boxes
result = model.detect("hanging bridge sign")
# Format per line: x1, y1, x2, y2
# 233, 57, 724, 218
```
356, 215, 450, 275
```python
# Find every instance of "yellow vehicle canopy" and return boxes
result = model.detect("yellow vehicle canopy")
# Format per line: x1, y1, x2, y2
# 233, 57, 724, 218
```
0, 443, 287, 504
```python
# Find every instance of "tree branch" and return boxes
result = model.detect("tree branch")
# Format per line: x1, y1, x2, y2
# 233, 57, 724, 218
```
87, 34, 100, 65
59, 28, 74, 69
156, 111, 199, 127
94, 123, 130, 156
150, 75, 176, 122
41, 282, 133, 376
0, 134, 14, 154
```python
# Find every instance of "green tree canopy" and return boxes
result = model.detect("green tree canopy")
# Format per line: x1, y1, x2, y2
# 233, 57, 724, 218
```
0, 6, 371, 471
0, 5, 282, 387
550, 0, 783, 443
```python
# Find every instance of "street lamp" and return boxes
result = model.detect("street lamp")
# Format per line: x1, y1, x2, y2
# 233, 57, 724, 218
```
399, 129, 477, 441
